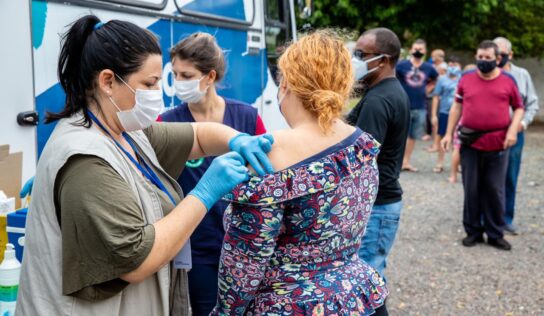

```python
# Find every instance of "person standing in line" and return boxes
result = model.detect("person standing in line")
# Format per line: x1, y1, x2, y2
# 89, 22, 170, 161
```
493, 36, 540, 235
347, 27, 410, 279
427, 59, 448, 152
158, 33, 267, 315
430, 49, 447, 75
430, 57, 462, 173
396, 39, 439, 172
441, 40, 524, 251
424, 48, 446, 150
448, 63, 477, 184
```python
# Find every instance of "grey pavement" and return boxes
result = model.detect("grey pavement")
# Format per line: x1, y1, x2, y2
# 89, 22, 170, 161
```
385, 126, 544, 316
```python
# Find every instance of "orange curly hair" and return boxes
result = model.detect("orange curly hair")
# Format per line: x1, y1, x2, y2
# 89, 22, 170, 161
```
278, 31, 353, 133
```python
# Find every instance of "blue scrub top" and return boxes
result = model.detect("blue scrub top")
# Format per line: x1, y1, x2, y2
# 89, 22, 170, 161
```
160, 98, 260, 265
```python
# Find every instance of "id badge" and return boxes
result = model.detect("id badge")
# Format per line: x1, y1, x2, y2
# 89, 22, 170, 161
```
173, 242, 192, 270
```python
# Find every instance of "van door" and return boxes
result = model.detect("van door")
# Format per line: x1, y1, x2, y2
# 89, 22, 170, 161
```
0, 0, 37, 184
260, 0, 293, 131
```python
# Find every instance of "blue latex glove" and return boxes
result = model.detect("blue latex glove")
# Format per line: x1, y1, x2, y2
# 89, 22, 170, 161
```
188, 152, 249, 211
228, 133, 275, 176
20, 176, 34, 198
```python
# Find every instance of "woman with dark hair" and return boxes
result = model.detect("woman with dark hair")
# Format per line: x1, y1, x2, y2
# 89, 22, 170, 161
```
16, 15, 273, 316
158, 32, 266, 315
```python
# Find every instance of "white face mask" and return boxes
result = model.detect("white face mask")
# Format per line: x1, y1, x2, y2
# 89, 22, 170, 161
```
174, 76, 209, 103
109, 75, 164, 132
352, 55, 384, 81
277, 88, 287, 115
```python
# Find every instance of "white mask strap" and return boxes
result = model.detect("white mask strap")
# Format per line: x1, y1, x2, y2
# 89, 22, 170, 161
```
115, 74, 135, 94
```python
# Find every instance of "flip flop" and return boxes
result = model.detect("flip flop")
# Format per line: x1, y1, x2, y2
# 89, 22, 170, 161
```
402, 165, 419, 172
433, 165, 444, 173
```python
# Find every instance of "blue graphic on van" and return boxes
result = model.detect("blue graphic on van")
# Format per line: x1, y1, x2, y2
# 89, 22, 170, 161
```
167, 22, 265, 104
32, 0, 47, 49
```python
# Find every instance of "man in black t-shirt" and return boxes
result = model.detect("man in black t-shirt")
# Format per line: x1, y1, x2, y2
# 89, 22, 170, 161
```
347, 27, 410, 280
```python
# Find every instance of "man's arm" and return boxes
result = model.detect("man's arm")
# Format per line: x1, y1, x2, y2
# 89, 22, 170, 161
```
521, 70, 539, 130
430, 80, 442, 128
440, 101, 462, 152
431, 96, 440, 127
505, 79, 526, 148
505, 108, 524, 149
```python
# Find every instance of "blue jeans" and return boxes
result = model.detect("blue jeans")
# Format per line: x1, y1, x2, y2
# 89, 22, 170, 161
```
187, 264, 219, 316
504, 132, 525, 225
359, 201, 402, 280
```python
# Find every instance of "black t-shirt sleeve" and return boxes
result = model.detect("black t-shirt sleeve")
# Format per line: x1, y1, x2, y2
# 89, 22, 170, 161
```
355, 95, 390, 144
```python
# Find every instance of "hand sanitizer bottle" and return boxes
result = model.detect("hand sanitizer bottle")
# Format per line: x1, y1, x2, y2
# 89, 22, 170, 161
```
0, 244, 20, 316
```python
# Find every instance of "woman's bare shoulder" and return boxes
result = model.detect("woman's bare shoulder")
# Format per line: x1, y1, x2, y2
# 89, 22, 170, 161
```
267, 130, 300, 171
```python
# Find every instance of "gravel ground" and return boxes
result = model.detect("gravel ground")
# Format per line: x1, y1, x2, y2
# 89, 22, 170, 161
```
385, 126, 544, 316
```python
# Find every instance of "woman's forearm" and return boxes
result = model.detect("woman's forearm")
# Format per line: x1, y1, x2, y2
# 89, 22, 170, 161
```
121, 196, 207, 283
188, 122, 238, 160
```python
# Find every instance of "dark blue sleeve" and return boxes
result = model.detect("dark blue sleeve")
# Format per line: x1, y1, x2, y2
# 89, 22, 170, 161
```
159, 104, 189, 122
428, 64, 439, 81
395, 61, 405, 81
224, 99, 259, 135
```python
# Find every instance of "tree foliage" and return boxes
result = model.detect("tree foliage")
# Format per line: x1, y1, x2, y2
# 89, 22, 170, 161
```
307, 0, 544, 57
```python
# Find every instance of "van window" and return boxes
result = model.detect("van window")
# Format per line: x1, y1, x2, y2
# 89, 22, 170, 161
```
265, 0, 291, 84
176, 0, 255, 25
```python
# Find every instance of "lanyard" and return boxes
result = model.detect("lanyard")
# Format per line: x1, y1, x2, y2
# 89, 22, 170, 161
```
87, 111, 177, 205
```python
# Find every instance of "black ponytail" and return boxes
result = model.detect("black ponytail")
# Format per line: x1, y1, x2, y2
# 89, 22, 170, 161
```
46, 14, 162, 125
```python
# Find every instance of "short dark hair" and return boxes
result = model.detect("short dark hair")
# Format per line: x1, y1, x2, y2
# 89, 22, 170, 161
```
413, 38, 426, 47
170, 32, 226, 82
47, 15, 161, 125
448, 55, 461, 64
362, 27, 401, 65
477, 40, 499, 57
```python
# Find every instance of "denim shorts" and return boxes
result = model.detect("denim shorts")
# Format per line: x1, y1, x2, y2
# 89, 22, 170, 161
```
408, 109, 426, 139
438, 113, 449, 137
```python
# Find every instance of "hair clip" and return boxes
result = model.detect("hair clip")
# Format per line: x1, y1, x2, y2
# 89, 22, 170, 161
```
94, 22, 104, 30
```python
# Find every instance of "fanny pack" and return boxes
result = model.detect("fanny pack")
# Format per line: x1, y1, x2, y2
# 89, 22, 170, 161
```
457, 125, 508, 146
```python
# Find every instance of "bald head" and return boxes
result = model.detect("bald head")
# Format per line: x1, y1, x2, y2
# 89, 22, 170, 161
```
359, 27, 401, 65
431, 49, 445, 64
494, 37, 512, 54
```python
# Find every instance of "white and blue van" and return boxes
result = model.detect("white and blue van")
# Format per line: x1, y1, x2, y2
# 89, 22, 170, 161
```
1, 0, 313, 183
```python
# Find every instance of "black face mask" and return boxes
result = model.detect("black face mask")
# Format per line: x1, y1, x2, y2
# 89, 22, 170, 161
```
412, 50, 424, 59
498, 53, 509, 68
477, 59, 497, 74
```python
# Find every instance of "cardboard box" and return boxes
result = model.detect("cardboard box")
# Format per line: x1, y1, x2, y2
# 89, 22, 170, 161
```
0, 145, 22, 209
0, 214, 7, 262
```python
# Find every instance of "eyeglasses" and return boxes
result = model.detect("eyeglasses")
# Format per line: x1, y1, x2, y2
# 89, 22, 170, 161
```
353, 49, 380, 60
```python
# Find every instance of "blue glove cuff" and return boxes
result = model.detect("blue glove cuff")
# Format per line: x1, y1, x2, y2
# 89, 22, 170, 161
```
228, 133, 250, 151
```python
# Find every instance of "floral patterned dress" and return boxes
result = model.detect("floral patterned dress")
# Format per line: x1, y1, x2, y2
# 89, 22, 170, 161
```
211, 130, 389, 316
